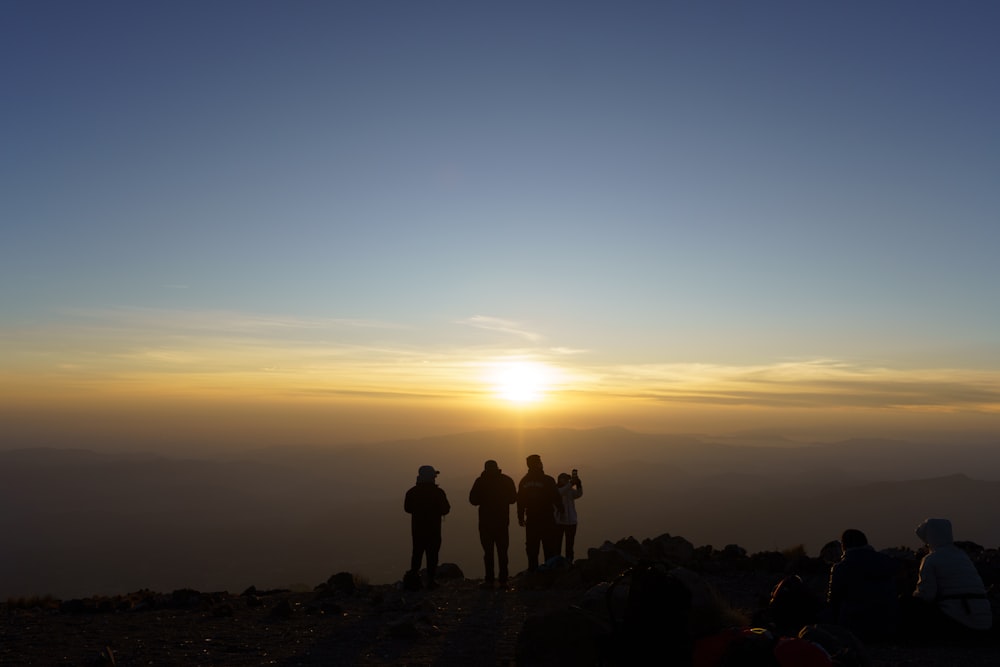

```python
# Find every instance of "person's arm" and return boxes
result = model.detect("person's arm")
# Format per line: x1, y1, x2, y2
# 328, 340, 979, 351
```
516, 482, 526, 525
913, 556, 937, 600
827, 564, 843, 616
550, 480, 564, 514
440, 489, 451, 516
469, 480, 480, 506
404, 488, 413, 514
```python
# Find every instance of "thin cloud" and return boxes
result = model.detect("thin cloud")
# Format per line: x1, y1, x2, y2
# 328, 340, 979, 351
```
549, 347, 588, 356
61, 307, 408, 334
6, 309, 999, 415
583, 360, 1000, 412
458, 316, 544, 343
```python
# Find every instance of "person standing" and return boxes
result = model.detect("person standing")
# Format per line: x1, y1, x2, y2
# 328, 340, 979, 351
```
404, 465, 451, 589
516, 454, 563, 571
468, 459, 518, 588
555, 469, 583, 563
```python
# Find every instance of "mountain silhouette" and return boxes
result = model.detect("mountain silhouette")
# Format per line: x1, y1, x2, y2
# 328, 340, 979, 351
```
2, 427, 999, 599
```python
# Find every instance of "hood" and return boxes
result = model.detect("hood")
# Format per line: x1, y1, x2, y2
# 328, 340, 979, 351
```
915, 518, 953, 548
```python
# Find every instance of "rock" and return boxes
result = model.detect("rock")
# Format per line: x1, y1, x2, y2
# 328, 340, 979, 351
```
305, 599, 343, 615
643, 533, 695, 565
171, 588, 202, 608
270, 599, 296, 618
387, 614, 421, 638
326, 572, 357, 594
750, 550, 788, 572
211, 602, 234, 617
583, 541, 638, 581
436, 562, 464, 580
615, 536, 643, 558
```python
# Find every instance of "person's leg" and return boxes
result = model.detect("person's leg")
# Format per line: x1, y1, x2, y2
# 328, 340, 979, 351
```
479, 524, 495, 582
497, 526, 510, 584
541, 520, 560, 561
554, 523, 565, 556
410, 532, 425, 574
564, 523, 577, 563
525, 520, 541, 571
426, 533, 442, 587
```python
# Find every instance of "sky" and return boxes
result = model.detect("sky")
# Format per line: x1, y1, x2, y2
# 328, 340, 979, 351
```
3, 1, 1000, 450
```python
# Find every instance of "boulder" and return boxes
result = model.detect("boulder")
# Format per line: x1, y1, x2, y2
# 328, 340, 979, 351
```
643, 533, 695, 565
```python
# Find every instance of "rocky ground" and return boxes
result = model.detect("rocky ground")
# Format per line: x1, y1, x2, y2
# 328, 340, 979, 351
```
3, 538, 998, 666
4, 576, 997, 666
3, 573, 579, 666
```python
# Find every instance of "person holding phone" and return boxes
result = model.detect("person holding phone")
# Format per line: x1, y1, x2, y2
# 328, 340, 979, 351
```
555, 468, 583, 563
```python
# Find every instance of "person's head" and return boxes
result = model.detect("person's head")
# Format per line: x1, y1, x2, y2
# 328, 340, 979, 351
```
417, 465, 439, 484
526, 454, 543, 471
819, 540, 843, 564
840, 529, 869, 551
484, 459, 500, 474
915, 518, 954, 549
557, 472, 571, 486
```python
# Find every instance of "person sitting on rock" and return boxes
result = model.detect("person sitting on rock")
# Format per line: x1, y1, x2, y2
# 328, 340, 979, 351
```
904, 517, 992, 637
826, 528, 900, 640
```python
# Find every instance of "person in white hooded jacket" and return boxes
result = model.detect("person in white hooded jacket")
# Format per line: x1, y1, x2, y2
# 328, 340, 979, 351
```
555, 470, 583, 563
912, 518, 992, 632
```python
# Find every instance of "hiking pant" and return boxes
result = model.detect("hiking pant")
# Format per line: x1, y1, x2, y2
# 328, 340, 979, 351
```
479, 521, 510, 582
557, 523, 578, 562
525, 518, 559, 570
410, 530, 441, 582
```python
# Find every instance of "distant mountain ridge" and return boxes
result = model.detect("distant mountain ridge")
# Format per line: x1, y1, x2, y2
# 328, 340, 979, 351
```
2, 426, 999, 599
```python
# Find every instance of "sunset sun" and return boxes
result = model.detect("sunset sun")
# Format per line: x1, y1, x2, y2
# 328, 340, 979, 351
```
489, 361, 553, 404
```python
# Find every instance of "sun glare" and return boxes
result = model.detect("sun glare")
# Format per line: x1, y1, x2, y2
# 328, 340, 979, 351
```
490, 361, 553, 404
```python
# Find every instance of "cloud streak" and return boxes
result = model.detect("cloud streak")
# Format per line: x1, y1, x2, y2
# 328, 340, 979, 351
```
3, 309, 999, 415
588, 360, 1000, 412
458, 316, 544, 343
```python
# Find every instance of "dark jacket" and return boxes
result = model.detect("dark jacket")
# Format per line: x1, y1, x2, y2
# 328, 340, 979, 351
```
516, 469, 562, 524
827, 545, 899, 639
404, 482, 450, 536
469, 469, 517, 526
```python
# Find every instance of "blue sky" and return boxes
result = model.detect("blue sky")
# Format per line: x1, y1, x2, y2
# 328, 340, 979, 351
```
3, 1, 999, 445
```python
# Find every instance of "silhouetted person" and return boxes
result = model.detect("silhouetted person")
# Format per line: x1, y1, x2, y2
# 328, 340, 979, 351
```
468, 459, 517, 588
767, 575, 823, 637
827, 528, 899, 640
555, 469, 583, 563
903, 518, 991, 637
404, 465, 450, 589
516, 454, 562, 571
